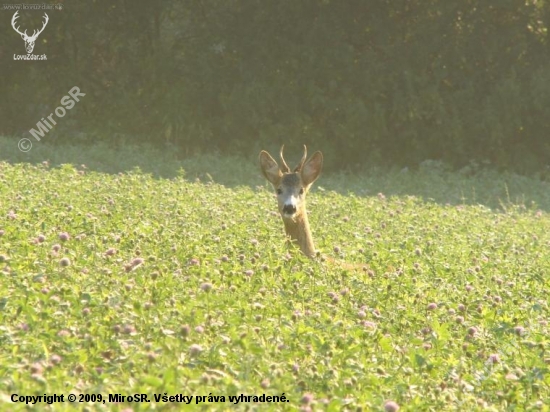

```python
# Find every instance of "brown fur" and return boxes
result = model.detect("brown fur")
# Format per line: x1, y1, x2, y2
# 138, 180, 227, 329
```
259, 145, 322, 257
260, 145, 369, 270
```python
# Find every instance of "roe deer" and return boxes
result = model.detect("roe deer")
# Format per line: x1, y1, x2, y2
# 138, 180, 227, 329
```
259, 145, 323, 257
260, 145, 369, 271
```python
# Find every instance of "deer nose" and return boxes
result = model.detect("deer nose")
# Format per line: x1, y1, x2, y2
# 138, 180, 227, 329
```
283, 204, 296, 215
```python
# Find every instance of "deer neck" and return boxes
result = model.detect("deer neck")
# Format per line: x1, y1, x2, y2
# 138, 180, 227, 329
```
282, 211, 316, 257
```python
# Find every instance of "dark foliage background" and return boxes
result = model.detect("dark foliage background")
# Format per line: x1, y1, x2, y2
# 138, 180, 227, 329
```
1, 0, 550, 172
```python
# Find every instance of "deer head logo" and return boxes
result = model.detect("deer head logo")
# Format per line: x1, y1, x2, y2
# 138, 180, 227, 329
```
11, 11, 49, 54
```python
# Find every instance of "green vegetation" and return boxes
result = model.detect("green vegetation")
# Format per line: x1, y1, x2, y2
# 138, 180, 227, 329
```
0, 143, 549, 410
4, 1, 550, 172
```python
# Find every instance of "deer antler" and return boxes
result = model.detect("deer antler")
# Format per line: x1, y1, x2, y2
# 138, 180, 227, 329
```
32, 13, 49, 39
279, 145, 291, 173
11, 11, 27, 37
294, 145, 307, 172
11, 11, 48, 40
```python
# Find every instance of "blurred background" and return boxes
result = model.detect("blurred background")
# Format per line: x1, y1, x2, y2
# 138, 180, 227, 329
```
1, 0, 550, 174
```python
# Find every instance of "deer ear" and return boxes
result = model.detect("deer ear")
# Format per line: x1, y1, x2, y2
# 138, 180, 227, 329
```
259, 150, 282, 186
301, 151, 323, 187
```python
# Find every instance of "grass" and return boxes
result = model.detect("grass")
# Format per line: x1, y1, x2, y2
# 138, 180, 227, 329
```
0, 139, 549, 411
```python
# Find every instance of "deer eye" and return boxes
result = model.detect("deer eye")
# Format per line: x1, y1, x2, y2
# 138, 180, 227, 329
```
299, 188, 304, 195
276, 188, 283, 195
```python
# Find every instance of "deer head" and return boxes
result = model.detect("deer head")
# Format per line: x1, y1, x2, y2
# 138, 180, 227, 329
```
12, 11, 49, 54
260, 145, 323, 220
260, 145, 323, 256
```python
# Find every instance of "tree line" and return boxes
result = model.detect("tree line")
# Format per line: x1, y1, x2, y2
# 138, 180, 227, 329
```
2, 0, 549, 173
